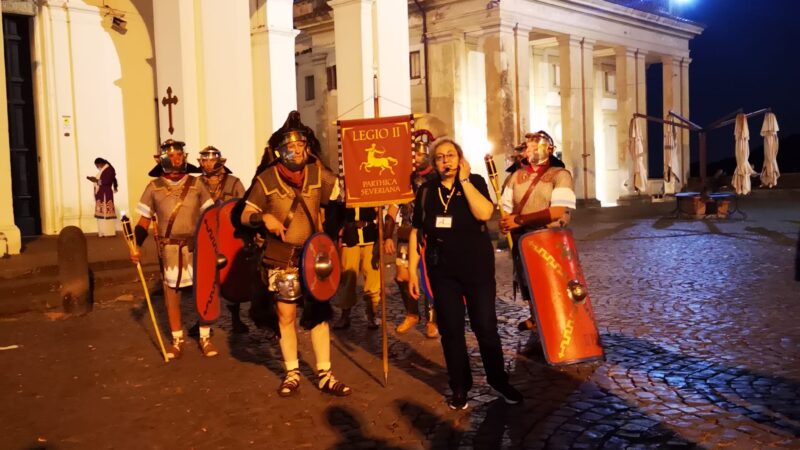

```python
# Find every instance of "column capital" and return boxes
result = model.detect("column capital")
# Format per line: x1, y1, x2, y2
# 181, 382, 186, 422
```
557, 35, 596, 49
614, 46, 637, 58
327, 0, 371, 9
264, 26, 300, 39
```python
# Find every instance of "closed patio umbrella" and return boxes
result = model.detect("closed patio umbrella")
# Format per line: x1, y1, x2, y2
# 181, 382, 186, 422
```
663, 117, 681, 192
732, 113, 755, 195
759, 112, 780, 188
629, 118, 648, 193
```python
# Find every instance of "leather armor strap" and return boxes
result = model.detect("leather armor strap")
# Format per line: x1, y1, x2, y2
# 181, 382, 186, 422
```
164, 176, 195, 239
512, 170, 546, 216
282, 195, 300, 229
291, 187, 319, 232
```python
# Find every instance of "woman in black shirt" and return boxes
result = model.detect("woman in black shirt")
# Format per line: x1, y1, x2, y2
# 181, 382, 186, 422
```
408, 137, 522, 410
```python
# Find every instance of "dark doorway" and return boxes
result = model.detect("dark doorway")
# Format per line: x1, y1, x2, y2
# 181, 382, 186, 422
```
3, 14, 40, 236
645, 63, 664, 180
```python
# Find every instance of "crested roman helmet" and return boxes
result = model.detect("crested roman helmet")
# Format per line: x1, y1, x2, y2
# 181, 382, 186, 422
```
264, 111, 322, 172
148, 138, 201, 177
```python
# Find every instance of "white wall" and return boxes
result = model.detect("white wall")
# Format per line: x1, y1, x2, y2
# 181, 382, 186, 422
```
35, 1, 136, 234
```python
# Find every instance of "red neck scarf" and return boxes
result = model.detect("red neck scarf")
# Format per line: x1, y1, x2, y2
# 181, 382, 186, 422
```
277, 164, 305, 188
163, 173, 187, 182
525, 161, 550, 175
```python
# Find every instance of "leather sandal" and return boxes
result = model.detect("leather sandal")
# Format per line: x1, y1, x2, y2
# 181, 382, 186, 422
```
278, 369, 301, 397
317, 370, 351, 397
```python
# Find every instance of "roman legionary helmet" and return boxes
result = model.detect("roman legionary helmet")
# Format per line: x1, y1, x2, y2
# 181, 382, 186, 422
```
148, 139, 201, 177
266, 111, 321, 172
412, 129, 435, 169
197, 145, 232, 175
526, 130, 556, 151
507, 130, 562, 172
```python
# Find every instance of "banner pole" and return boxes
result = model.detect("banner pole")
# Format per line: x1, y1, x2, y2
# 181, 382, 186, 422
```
373, 72, 389, 387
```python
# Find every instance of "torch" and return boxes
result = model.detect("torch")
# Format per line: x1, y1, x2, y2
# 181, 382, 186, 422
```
121, 213, 169, 362
484, 154, 514, 250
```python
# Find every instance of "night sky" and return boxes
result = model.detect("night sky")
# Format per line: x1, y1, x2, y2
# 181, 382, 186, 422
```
645, 0, 799, 173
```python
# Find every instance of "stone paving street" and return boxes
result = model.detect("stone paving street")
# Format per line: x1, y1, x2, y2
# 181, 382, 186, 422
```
0, 191, 799, 449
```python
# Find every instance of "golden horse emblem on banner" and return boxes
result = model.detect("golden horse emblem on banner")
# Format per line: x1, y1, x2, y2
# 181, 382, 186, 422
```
359, 143, 398, 175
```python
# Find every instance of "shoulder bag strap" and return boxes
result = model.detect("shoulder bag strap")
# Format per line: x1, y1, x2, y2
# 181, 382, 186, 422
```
164, 176, 195, 239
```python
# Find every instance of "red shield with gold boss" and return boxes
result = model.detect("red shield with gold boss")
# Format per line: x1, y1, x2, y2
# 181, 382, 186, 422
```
518, 228, 604, 365
301, 232, 341, 302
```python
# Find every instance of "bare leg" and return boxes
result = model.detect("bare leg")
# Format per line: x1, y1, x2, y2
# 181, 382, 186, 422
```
163, 284, 182, 332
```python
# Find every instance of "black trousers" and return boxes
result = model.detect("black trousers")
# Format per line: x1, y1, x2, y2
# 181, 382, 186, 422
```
429, 270, 509, 396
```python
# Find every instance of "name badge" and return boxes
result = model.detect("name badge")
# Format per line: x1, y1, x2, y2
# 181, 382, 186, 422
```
435, 215, 453, 229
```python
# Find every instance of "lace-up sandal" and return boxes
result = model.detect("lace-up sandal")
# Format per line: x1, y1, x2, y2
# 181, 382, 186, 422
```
166, 337, 185, 360
317, 370, 351, 397
278, 369, 301, 397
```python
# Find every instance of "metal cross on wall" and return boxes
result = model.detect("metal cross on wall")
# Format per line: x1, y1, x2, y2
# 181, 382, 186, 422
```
161, 86, 179, 135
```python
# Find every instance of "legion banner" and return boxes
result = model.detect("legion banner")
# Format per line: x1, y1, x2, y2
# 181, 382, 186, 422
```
337, 115, 415, 207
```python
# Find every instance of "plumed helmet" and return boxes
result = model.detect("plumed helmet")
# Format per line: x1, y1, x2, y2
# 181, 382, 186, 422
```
267, 111, 321, 171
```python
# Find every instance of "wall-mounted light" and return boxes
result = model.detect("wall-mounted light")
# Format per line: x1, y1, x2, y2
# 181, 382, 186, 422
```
103, 2, 127, 34
111, 15, 127, 34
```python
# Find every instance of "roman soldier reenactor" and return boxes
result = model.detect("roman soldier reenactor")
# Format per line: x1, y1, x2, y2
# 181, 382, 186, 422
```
197, 146, 246, 204
384, 130, 439, 337
499, 131, 576, 331
130, 139, 215, 359
239, 111, 351, 397
193, 145, 249, 334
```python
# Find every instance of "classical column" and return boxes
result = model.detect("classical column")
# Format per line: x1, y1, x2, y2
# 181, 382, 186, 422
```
311, 51, 337, 169
426, 32, 466, 138
680, 57, 691, 182
152, 0, 201, 151
530, 45, 549, 131
252, 0, 298, 151
482, 24, 530, 155
635, 49, 648, 165
196, 1, 256, 173
0, 5, 21, 254
38, 3, 83, 231
375, 0, 411, 116
615, 47, 636, 200
662, 55, 682, 190
329, 0, 374, 119
152, 1, 258, 174
558, 35, 596, 203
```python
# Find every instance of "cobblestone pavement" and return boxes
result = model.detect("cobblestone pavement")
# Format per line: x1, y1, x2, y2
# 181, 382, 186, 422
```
0, 194, 798, 449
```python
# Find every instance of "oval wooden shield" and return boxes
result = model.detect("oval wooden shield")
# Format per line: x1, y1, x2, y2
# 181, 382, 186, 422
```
300, 232, 340, 302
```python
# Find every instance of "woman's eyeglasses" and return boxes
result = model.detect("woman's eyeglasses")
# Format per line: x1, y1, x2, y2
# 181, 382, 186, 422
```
434, 153, 458, 163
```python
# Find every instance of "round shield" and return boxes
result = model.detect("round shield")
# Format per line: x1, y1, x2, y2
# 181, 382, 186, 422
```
300, 232, 341, 302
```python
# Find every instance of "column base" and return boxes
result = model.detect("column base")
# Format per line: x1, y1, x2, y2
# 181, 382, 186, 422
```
0, 224, 22, 256
576, 198, 602, 208
616, 194, 652, 206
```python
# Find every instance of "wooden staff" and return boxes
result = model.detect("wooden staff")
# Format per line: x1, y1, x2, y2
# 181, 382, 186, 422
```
374, 73, 390, 387
121, 214, 169, 362
485, 154, 513, 250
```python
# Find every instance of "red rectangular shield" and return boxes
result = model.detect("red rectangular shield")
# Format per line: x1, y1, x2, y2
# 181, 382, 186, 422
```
518, 228, 604, 365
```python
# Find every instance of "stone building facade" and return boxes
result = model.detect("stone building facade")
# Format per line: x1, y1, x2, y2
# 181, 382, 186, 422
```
0, 0, 701, 255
